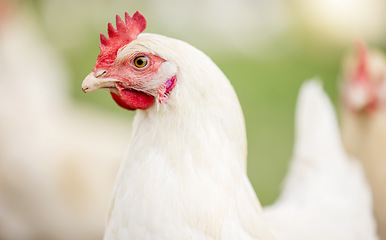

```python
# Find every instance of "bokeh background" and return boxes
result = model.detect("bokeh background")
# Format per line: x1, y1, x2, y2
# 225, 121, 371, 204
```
1, 0, 386, 239
41, 0, 386, 203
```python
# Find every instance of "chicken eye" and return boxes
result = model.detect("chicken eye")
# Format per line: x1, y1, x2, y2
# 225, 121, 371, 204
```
134, 56, 148, 68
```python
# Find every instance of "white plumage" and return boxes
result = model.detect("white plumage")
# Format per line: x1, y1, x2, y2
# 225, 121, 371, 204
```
264, 80, 377, 240
102, 34, 269, 239
82, 32, 378, 239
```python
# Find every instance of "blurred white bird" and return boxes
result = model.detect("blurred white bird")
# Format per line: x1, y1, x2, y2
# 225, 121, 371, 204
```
340, 42, 386, 239
0, 3, 130, 240
264, 80, 376, 240
82, 12, 377, 240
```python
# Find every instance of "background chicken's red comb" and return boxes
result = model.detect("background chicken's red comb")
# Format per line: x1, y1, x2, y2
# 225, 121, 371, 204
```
95, 11, 146, 68
355, 41, 368, 83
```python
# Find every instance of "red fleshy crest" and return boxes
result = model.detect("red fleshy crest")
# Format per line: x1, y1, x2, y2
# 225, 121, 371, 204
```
355, 41, 369, 83
96, 11, 146, 69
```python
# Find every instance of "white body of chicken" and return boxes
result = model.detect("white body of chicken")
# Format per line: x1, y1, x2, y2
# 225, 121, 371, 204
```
264, 81, 377, 240
98, 33, 377, 240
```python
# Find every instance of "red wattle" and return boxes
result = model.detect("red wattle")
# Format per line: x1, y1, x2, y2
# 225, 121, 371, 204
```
111, 83, 154, 111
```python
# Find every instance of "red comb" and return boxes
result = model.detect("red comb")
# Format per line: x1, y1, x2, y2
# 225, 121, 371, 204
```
96, 11, 146, 68
355, 40, 369, 83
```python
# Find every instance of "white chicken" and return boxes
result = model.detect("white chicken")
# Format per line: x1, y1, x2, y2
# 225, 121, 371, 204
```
82, 12, 378, 240
264, 80, 376, 240
340, 42, 386, 239
0, 3, 130, 240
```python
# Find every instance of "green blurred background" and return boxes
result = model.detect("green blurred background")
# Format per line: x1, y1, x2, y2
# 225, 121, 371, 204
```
16, 0, 386, 205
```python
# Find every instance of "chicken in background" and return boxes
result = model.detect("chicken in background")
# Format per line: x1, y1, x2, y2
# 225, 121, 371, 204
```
0, 1, 130, 240
340, 42, 386, 239
82, 12, 377, 239
264, 80, 376, 240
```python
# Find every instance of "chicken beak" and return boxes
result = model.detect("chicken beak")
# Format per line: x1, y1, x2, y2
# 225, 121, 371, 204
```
82, 72, 119, 93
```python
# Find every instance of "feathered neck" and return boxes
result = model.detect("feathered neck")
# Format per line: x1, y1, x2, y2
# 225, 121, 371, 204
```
127, 33, 248, 172
104, 34, 275, 239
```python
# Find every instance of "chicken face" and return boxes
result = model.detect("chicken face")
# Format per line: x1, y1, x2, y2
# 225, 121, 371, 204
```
83, 51, 166, 110
82, 12, 177, 111
342, 42, 386, 113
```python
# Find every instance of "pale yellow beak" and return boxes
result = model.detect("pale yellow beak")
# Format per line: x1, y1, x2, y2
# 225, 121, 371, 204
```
82, 71, 119, 93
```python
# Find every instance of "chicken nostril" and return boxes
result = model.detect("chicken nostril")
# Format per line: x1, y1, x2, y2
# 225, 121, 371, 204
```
96, 70, 107, 78
82, 87, 89, 93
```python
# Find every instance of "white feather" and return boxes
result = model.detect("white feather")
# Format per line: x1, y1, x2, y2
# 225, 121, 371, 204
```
104, 33, 272, 240
102, 34, 377, 239
264, 80, 378, 240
